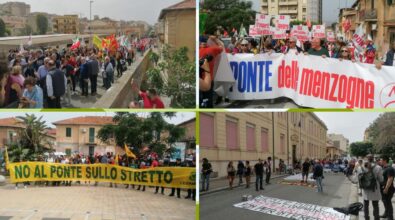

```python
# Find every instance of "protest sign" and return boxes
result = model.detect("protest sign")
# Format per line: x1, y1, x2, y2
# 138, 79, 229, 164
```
272, 28, 287, 40
249, 25, 260, 37
312, 25, 326, 38
7, 162, 196, 189
255, 14, 270, 29
275, 15, 290, 30
327, 31, 336, 42
234, 196, 350, 220
291, 25, 309, 41
215, 53, 395, 108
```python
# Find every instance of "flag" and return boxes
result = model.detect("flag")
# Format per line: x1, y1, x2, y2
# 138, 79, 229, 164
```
71, 37, 80, 50
114, 154, 119, 165
27, 34, 32, 46
93, 35, 103, 50
124, 144, 136, 159
4, 146, 9, 170
239, 24, 247, 37
223, 30, 229, 37
306, 18, 312, 29
199, 13, 208, 35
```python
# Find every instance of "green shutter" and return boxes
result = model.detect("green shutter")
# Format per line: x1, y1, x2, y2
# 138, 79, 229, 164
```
89, 128, 95, 143
66, 128, 72, 137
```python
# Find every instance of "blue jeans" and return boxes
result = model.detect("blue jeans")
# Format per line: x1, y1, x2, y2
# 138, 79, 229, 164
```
202, 174, 210, 191
316, 176, 323, 192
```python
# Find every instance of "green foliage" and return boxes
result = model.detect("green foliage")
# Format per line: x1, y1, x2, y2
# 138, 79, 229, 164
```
36, 14, 48, 35
0, 18, 6, 37
97, 113, 186, 158
202, 0, 256, 34
350, 142, 374, 157
20, 24, 33, 36
145, 46, 195, 108
7, 114, 53, 162
366, 113, 395, 158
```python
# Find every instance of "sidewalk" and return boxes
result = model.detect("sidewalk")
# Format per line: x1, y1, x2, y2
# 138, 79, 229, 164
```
200, 173, 289, 196
356, 186, 395, 219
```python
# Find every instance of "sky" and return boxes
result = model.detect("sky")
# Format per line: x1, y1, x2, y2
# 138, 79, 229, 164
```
315, 112, 381, 143
251, 0, 354, 24
0, 112, 196, 128
0, 0, 183, 25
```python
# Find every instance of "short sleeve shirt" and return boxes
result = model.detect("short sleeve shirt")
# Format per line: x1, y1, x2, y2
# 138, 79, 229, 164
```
139, 92, 153, 109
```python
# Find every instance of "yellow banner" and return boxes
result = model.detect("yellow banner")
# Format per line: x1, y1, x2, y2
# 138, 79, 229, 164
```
8, 162, 196, 189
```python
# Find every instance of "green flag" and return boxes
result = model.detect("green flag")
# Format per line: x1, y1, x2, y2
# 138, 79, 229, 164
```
200, 13, 208, 35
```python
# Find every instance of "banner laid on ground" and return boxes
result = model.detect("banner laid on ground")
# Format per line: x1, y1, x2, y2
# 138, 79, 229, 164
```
234, 196, 350, 220
7, 162, 196, 189
214, 52, 395, 108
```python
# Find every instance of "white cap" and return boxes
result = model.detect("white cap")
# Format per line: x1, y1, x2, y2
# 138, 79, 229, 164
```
241, 39, 249, 45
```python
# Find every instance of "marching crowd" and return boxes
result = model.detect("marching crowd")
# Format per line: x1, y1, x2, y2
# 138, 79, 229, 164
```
0, 38, 164, 109
12, 152, 196, 201
199, 34, 395, 108
201, 155, 395, 219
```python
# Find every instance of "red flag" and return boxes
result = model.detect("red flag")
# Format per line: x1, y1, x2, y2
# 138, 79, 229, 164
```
223, 30, 229, 37
71, 40, 80, 50
342, 19, 351, 33
306, 19, 312, 29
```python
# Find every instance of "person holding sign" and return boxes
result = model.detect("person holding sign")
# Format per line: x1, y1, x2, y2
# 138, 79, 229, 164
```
305, 38, 329, 58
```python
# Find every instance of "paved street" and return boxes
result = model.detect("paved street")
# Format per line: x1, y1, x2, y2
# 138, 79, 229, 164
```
215, 97, 300, 109
0, 182, 195, 220
201, 173, 352, 220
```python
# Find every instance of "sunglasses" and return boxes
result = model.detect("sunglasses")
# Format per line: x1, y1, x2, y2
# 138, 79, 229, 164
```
341, 50, 348, 52
241, 44, 248, 46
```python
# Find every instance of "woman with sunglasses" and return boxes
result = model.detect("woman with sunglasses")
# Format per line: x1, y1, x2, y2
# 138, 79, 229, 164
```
338, 46, 356, 62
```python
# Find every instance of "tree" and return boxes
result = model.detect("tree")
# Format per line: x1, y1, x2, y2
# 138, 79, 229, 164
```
36, 14, 48, 35
350, 142, 374, 157
145, 46, 195, 108
7, 114, 53, 162
20, 24, 33, 36
0, 18, 6, 37
97, 113, 185, 158
366, 113, 395, 157
202, 0, 256, 34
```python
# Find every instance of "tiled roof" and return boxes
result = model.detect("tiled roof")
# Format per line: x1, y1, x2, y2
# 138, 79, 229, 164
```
159, 0, 196, 19
0, 117, 25, 128
46, 128, 57, 137
52, 116, 115, 126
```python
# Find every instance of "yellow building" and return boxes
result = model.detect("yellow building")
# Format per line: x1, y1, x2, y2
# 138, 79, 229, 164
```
351, 0, 395, 56
326, 139, 343, 160
200, 112, 327, 178
158, 0, 196, 60
261, 0, 322, 23
53, 15, 79, 34
53, 116, 116, 156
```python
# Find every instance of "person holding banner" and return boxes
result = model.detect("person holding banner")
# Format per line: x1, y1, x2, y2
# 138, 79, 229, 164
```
338, 46, 355, 62
169, 158, 182, 198
285, 37, 303, 55
384, 42, 395, 67
306, 38, 329, 58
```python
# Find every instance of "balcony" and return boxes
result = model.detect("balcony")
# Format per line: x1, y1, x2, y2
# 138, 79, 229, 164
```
279, 1, 298, 6
359, 9, 377, 21
279, 9, 298, 14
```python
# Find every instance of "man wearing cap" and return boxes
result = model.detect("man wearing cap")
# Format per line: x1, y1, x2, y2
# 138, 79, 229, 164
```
199, 35, 224, 108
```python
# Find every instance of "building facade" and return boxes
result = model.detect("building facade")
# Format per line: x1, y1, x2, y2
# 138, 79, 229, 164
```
327, 133, 349, 156
53, 15, 79, 34
200, 112, 327, 178
0, 2, 30, 17
53, 116, 116, 156
158, 0, 196, 60
177, 118, 196, 158
261, 0, 322, 23
326, 139, 343, 160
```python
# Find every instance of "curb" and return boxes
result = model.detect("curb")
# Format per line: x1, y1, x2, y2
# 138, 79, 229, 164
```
348, 179, 360, 220
200, 174, 289, 196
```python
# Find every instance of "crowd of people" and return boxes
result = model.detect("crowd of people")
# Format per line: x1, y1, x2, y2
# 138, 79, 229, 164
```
199, 33, 395, 108
0, 37, 162, 109
10, 152, 196, 201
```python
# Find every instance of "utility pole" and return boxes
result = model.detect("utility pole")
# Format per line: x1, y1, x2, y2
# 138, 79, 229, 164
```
89, 0, 94, 46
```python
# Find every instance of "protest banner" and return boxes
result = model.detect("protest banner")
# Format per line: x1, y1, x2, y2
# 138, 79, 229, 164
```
7, 162, 196, 189
327, 31, 336, 42
275, 15, 290, 30
272, 28, 287, 40
249, 25, 260, 37
234, 196, 350, 220
312, 25, 326, 38
215, 53, 395, 109
291, 25, 309, 41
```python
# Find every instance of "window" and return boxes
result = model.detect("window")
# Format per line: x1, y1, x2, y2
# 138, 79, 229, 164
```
226, 117, 239, 150
200, 113, 215, 147
246, 123, 256, 151
65, 148, 71, 156
66, 127, 72, 137
280, 134, 285, 154
89, 128, 95, 143
261, 128, 269, 152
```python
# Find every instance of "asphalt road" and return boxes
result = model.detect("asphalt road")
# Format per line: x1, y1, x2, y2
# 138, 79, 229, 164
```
201, 173, 352, 220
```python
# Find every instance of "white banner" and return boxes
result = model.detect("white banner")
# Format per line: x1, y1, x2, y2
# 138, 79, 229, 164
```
234, 196, 350, 220
215, 53, 395, 108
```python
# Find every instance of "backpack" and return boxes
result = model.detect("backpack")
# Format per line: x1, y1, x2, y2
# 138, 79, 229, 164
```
359, 166, 377, 191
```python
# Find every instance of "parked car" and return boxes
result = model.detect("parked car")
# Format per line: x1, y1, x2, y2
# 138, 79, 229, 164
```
332, 164, 341, 173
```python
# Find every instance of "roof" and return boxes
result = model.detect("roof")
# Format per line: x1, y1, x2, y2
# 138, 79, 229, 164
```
52, 116, 115, 126
0, 117, 25, 128
45, 128, 57, 137
177, 118, 196, 127
159, 0, 196, 20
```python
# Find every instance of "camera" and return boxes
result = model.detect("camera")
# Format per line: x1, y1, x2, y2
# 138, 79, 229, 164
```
199, 54, 214, 67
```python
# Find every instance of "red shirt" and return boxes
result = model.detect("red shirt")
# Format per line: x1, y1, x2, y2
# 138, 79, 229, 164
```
139, 92, 153, 108
151, 97, 165, 108
199, 46, 223, 79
